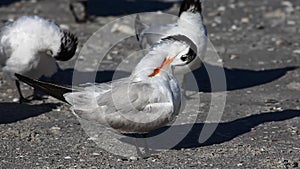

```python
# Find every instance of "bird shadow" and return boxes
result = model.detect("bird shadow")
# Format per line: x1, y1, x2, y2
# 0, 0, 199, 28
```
48, 65, 297, 92
0, 0, 19, 6
87, 0, 177, 16
45, 68, 131, 85
0, 102, 60, 124
120, 109, 300, 150
185, 64, 298, 92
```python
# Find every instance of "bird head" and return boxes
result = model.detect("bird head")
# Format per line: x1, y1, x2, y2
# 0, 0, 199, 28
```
54, 30, 78, 61
148, 35, 197, 77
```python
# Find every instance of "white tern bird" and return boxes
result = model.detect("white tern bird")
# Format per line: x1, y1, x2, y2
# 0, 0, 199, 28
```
135, 0, 207, 95
0, 16, 78, 102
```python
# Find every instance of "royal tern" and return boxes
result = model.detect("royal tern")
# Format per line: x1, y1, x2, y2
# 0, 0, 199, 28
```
15, 35, 196, 134
0, 16, 78, 102
135, 0, 207, 95
135, 0, 206, 72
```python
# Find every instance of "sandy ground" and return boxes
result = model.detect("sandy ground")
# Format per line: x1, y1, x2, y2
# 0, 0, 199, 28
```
0, 0, 299, 168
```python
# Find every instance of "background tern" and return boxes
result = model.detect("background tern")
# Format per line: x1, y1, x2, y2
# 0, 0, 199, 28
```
15, 35, 197, 135
135, 0, 207, 95
0, 16, 78, 103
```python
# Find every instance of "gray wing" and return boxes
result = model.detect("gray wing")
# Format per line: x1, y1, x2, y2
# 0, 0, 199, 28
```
98, 81, 168, 112
66, 80, 174, 133
134, 14, 177, 49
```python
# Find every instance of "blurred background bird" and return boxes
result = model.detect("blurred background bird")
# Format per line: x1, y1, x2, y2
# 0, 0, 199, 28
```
0, 15, 78, 103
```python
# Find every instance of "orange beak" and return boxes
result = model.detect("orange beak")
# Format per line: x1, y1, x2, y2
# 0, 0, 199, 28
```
148, 56, 176, 77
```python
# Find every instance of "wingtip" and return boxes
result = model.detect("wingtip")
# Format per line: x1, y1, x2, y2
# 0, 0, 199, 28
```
15, 73, 73, 103
15, 73, 34, 84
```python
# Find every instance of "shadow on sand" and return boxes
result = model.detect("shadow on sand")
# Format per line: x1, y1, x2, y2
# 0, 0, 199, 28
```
185, 64, 298, 92
0, 102, 59, 124
120, 110, 300, 149
87, 0, 177, 16
49, 65, 298, 92
0, 0, 19, 6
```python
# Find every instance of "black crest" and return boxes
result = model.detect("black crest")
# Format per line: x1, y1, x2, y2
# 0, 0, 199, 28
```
179, 0, 202, 16
55, 31, 78, 61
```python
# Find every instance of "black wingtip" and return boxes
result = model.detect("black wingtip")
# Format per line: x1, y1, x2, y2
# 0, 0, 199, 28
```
179, 0, 202, 16
15, 73, 73, 103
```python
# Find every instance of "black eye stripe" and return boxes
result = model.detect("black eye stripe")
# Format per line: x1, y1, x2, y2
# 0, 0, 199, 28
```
181, 55, 188, 61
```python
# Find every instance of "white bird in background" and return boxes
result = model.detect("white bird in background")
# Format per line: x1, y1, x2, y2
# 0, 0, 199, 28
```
15, 35, 197, 134
135, 0, 207, 95
0, 16, 78, 103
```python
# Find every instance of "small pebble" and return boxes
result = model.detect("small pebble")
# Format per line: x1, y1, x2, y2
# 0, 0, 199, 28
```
241, 17, 249, 23
64, 156, 72, 160
217, 6, 226, 12
293, 50, 300, 54
275, 39, 289, 46
129, 156, 138, 161
78, 55, 86, 61
231, 25, 238, 30
50, 126, 61, 131
92, 153, 100, 156
229, 54, 238, 60
237, 163, 243, 167
12, 98, 19, 102
287, 20, 296, 25
53, 108, 61, 112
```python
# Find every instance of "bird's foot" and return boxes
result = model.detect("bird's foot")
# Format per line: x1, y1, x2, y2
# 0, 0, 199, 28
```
18, 96, 31, 104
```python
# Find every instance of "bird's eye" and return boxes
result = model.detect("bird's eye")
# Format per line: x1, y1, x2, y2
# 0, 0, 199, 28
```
181, 55, 188, 62
67, 38, 72, 44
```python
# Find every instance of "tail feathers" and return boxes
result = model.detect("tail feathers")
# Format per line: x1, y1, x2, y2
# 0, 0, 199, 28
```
15, 73, 73, 103
179, 0, 202, 16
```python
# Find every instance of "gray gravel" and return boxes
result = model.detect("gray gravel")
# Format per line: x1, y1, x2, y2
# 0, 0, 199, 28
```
0, 0, 300, 168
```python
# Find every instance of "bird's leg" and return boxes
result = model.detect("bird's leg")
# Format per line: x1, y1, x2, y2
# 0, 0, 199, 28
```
133, 134, 151, 158
182, 74, 198, 100
32, 88, 45, 100
141, 134, 151, 158
133, 134, 143, 158
15, 80, 26, 103
182, 74, 193, 99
